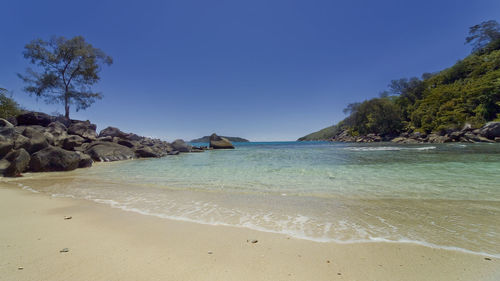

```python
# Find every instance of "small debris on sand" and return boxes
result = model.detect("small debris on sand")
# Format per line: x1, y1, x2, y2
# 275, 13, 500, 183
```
207, 251, 213, 254
60, 248, 69, 253
246, 239, 258, 244
326, 260, 330, 263
64, 216, 72, 220
18, 266, 24, 270
484, 257, 492, 261
337, 272, 342, 275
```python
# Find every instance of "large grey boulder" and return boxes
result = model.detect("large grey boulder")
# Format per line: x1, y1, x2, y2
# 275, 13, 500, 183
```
209, 133, 234, 149
29, 146, 81, 172
62, 135, 86, 150
76, 152, 93, 168
22, 127, 49, 153
134, 146, 160, 158
46, 121, 69, 146
68, 120, 97, 140
479, 122, 500, 140
0, 127, 17, 139
0, 141, 13, 159
3, 148, 30, 177
85, 142, 136, 162
16, 111, 53, 127
171, 139, 191, 152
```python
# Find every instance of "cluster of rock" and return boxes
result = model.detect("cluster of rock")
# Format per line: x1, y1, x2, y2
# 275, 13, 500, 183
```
0, 111, 202, 177
330, 122, 500, 144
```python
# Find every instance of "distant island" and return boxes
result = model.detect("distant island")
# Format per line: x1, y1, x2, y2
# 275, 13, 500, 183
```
299, 22, 500, 144
190, 136, 249, 143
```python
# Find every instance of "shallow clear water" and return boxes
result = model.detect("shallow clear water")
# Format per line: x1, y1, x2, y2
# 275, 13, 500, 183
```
7, 141, 500, 257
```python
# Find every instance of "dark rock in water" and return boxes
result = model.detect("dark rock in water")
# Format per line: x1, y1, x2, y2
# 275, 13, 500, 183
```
98, 126, 128, 139
209, 133, 234, 149
479, 122, 500, 140
76, 152, 93, 168
134, 146, 160, 158
0, 118, 14, 128
171, 139, 191, 152
167, 150, 180, 155
3, 148, 30, 177
68, 121, 97, 140
85, 142, 136, 162
22, 127, 49, 153
16, 111, 53, 127
0, 141, 13, 158
63, 135, 85, 151
30, 146, 81, 172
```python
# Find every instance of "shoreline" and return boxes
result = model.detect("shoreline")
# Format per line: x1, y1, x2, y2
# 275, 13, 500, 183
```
1, 183, 499, 281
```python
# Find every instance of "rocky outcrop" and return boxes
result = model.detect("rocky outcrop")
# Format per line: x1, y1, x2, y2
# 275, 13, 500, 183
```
329, 122, 500, 144
85, 142, 136, 162
29, 146, 82, 172
0, 111, 208, 177
3, 149, 30, 177
209, 133, 234, 149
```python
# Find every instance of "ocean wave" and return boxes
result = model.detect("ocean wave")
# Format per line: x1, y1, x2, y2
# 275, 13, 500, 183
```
344, 146, 436, 152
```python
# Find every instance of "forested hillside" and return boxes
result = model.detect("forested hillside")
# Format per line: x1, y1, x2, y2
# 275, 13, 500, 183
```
300, 20, 500, 140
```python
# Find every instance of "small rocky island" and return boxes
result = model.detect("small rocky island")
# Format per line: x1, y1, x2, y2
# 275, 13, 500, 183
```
0, 111, 235, 177
191, 135, 249, 143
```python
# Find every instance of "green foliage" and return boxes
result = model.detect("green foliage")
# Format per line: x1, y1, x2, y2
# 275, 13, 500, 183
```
0, 88, 22, 120
18, 36, 112, 119
297, 124, 342, 141
344, 98, 403, 135
465, 20, 500, 52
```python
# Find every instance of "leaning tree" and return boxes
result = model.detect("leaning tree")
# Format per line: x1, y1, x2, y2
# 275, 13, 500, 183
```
18, 36, 112, 119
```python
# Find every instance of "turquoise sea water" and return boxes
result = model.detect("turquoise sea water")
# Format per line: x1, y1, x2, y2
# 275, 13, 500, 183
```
8, 141, 500, 257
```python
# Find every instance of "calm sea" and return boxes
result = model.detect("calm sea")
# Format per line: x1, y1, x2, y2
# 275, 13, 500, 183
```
7, 141, 500, 257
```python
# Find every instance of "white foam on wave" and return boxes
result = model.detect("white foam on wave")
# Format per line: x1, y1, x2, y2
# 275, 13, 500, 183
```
83, 195, 500, 259
345, 146, 436, 152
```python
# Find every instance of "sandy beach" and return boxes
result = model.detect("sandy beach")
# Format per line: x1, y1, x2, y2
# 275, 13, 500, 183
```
1, 183, 498, 281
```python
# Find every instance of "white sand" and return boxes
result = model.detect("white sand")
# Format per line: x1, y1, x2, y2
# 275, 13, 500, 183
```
1, 185, 499, 281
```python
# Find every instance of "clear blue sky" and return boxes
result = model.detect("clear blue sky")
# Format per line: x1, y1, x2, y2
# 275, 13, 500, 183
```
1, 0, 499, 141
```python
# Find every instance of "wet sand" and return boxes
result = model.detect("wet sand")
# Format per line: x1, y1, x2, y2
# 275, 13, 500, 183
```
1, 185, 499, 281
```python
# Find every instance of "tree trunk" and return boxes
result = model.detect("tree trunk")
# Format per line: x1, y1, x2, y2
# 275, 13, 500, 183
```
64, 91, 70, 119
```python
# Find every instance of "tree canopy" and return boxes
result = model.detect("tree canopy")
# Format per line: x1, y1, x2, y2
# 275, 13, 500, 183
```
465, 20, 500, 52
18, 36, 112, 119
